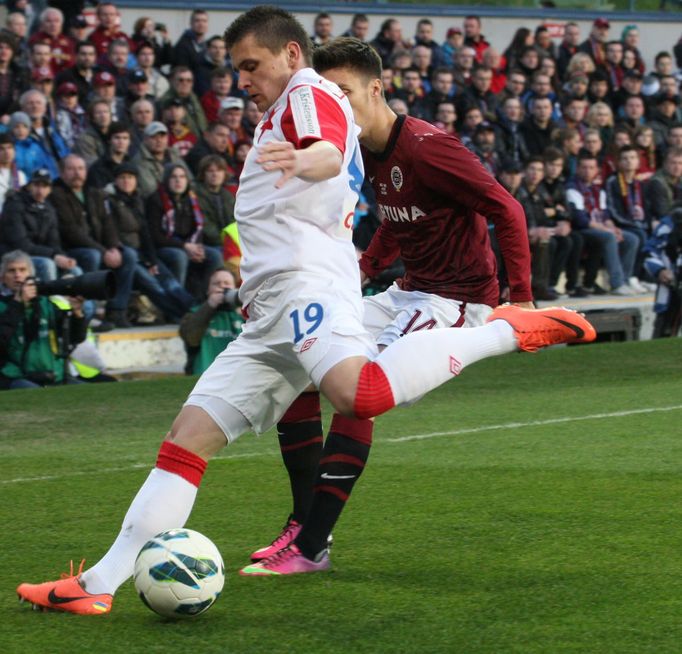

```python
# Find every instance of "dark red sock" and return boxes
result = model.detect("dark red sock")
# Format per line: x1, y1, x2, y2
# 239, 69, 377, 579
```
295, 414, 373, 559
277, 392, 323, 523
156, 441, 207, 488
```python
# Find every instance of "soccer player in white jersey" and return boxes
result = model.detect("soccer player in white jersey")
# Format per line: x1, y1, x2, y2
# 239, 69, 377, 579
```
17, 7, 595, 613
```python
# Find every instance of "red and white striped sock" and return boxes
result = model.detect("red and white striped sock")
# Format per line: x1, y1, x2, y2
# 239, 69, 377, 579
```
81, 441, 207, 596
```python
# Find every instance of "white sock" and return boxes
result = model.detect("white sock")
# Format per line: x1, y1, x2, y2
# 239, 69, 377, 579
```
374, 320, 517, 405
81, 468, 198, 595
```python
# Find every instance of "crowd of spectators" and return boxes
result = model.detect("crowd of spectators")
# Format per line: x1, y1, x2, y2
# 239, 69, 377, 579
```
0, 3, 680, 378
362, 13, 682, 308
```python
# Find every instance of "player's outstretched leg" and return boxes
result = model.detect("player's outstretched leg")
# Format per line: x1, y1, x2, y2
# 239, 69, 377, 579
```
16, 406, 244, 615
352, 305, 595, 419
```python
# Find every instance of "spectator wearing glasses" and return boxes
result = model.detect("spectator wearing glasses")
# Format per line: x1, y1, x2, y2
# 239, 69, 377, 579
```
160, 67, 207, 139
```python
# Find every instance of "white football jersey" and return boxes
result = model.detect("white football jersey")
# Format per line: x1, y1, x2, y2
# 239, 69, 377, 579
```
235, 67, 364, 307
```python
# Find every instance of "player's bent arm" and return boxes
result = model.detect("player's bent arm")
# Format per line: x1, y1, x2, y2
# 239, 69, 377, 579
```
295, 140, 343, 182
257, 140, 342, 188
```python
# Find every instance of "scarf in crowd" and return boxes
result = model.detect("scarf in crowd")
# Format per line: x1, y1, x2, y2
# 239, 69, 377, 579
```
617, 173, 643, 219
158, 183, 205, 243
576, 178, 603, 217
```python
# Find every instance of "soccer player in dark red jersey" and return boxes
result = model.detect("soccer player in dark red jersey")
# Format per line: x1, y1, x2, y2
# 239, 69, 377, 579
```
242, 37, 538, 575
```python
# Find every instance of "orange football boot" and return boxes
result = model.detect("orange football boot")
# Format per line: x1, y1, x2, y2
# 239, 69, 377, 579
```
17, 560, 112, 615
487, 304, 596, 352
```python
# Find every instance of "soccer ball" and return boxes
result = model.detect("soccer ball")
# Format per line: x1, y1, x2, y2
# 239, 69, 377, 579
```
133, 528, 225, 618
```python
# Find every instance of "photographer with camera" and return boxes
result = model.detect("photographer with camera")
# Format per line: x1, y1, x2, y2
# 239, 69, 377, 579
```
0, 250, 86, 390
179, 268, 242, 375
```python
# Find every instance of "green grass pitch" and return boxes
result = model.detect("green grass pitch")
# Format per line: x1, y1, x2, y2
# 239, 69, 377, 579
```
2, 339, 682, 653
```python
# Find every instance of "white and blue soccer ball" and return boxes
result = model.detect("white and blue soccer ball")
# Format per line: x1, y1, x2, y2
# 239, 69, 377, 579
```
133, 528, 225, 618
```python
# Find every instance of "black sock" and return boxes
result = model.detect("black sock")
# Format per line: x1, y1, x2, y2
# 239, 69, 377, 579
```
295, 414, 373, 560
277, 392, 323, 523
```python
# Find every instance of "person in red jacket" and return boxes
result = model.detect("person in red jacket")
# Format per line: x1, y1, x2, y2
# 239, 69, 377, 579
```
28, 7, 75, 75
88, 2, 132, 59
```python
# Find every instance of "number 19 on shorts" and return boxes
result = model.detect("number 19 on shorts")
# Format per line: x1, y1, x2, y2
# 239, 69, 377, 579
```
290, 303, 324, 344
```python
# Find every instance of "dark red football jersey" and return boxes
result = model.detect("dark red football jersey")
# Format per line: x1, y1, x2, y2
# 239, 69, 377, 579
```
359, 115, 531, 306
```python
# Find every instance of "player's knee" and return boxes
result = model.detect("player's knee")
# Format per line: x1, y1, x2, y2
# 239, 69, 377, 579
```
328, 387, 358, 418
168, 406, 228, 460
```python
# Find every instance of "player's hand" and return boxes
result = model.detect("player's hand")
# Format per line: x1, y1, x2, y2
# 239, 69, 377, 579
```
207, 289, 226, 309
67, 295, 85, 317
16, 278, 37, 304
555, 220, 571, 237
184, 242, 205, 262
659, 268, 674, 285
257, 142, 302, 189
104, 248, 122, 269
54, 254, 77, 270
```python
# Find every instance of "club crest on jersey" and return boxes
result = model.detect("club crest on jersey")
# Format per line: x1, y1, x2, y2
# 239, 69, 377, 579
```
391, 166, 403, 191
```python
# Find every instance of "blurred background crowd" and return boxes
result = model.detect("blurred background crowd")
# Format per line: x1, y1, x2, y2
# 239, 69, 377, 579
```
0, 2, 681, 389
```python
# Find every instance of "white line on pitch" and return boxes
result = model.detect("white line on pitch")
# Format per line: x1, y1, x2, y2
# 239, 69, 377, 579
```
4, 405, 682, 484
0, 452, 267, 485
386, 404, 682, 443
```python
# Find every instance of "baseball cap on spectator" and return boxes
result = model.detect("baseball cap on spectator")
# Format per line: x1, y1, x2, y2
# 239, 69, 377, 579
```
114, 162, 138, 178
94, 71, 116, 87
32, 66, 54, 82
70, 15, 88, 29
624, 69, 643, 80
56, 82, 78, 96
446, 27, 462, 38
220, 97, 245, 111
128, 68, 148, 84
29, 168, 52, 185
593, 18, 610, 29
9, 111, 31, 129
144, 121, 168, 137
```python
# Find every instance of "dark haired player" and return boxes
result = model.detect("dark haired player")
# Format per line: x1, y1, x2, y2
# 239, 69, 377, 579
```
243, 38, 546, 575
17, 9, 594, 608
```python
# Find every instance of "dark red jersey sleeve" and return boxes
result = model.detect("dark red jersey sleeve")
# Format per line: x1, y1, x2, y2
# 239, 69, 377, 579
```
412, 135, 532, 303
280, 84, 347, 154
359, 220, 401, 278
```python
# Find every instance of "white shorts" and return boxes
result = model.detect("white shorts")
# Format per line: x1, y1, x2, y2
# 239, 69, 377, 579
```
186, 272, 377, 438
363, 283, 493, 347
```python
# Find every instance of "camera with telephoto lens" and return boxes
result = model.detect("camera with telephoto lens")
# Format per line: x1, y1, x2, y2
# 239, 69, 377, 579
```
220, 288, 241, 311
34, 271, 117, 301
